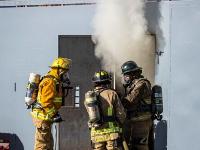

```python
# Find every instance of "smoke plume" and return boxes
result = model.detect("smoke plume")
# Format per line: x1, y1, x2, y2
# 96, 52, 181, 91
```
92, 0, 155, 84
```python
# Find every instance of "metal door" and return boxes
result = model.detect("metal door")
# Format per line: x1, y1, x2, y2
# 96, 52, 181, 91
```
58, 35, 101, 150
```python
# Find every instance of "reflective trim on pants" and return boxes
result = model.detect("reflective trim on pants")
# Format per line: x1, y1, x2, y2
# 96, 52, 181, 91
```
91, 127, 122, 136
31, 111, 52, 121
45, 107, 56, 118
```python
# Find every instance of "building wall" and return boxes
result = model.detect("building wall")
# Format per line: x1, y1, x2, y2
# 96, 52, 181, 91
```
156, 1, 200, 150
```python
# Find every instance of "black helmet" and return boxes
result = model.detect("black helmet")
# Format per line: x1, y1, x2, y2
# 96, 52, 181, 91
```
121, 61, 142, 74
92, 70, 111, 83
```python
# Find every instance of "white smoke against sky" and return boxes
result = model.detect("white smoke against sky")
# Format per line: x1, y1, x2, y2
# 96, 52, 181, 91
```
92, 0, 155, 83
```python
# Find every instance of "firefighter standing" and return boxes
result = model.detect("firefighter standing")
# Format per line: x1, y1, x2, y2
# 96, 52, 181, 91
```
31, 57, 72, 150
85, 70, 126, 150
121, 61, 153, 150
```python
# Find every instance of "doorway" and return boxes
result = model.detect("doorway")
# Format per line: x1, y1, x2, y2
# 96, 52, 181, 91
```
58, 35, 101, 150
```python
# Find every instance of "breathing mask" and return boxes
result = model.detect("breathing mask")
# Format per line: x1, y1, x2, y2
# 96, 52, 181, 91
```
60, 72, 73, 105
122, 74, 133, 87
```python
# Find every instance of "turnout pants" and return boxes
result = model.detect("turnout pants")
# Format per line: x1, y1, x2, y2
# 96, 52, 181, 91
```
124, 119, 153, 150
33, 119, 53, 150
93, 139, 123, 150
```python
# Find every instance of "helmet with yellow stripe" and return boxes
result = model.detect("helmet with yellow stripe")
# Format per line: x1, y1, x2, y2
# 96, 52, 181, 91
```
92, 70, 111, 83
50, 57, 72, 70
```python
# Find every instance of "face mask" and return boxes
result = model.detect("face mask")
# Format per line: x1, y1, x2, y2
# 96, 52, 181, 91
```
59, 69, 68, 76
60, 72, 73, 102
122, 74, 132, 86
61, 72, 70, 87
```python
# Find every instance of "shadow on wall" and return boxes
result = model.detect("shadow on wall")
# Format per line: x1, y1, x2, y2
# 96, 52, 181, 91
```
145, 2, 166, 66
154, 120, 167, 150
0, 133, 24, 150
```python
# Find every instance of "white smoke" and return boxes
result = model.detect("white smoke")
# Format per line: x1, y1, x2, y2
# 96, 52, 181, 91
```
92, 0, 155, 84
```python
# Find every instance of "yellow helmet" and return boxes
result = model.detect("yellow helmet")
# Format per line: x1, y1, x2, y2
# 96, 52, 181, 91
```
50, 57, 72, 70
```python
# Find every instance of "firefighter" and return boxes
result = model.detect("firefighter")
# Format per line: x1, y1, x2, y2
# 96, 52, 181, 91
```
121, 61, 153, 150
31, 57, 72, 150
85, 70, 126, 150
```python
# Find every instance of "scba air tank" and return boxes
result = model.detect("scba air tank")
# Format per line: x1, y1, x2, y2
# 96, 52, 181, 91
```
152, 85, 163, 120
84, 90, 101, 124
25, 73, 41, 107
